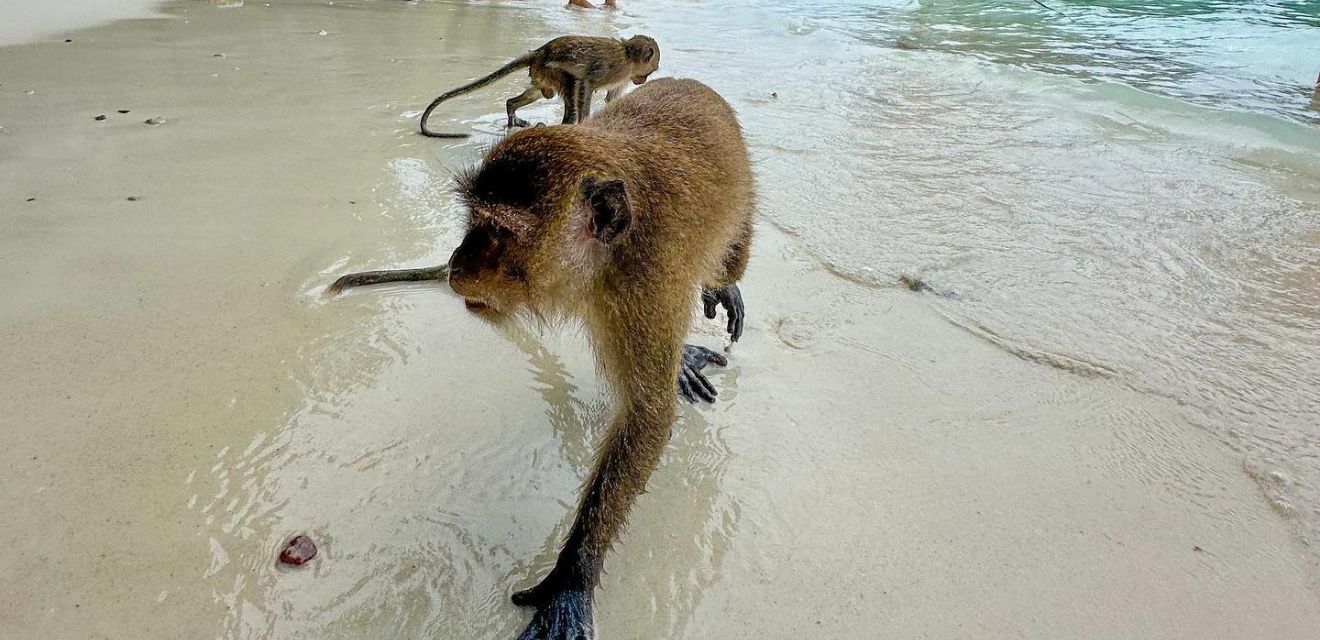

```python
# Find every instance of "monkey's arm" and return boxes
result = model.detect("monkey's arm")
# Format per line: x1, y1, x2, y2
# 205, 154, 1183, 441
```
512, 311, 682, 639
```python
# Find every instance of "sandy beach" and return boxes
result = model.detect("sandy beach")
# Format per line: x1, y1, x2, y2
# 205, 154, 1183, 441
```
2, 1, 1318, 639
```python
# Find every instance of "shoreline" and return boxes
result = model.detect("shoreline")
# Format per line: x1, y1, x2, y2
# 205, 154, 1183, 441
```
0, 0, 167, 48
1, 1, 1317, 638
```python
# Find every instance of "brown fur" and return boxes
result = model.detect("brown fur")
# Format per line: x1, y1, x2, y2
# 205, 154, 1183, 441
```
445, 78, 753, 638
418, 35, 660, 138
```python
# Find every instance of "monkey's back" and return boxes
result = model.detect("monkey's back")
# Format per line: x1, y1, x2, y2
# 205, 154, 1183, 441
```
586, 78, 755, 284
530, 36, 632, 90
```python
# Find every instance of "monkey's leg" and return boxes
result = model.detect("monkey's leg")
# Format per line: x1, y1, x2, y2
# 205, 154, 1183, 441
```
678, 344, 727, 404
575, 80, 594, 121
701, 219, 752, 342
506, 86, 541, 129
559, 77, 579, 125
604, 87, 622, 103
512, 317, 683, 639
326, 265, 449, 295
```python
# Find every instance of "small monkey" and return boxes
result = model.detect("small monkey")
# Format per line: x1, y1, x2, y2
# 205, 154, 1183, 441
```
448, 78, 752, 639
418, 35, 660, 138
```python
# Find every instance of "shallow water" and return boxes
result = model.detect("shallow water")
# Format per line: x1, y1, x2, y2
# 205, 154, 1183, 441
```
2, 1, 1320, 638
716, 0, 1320, 550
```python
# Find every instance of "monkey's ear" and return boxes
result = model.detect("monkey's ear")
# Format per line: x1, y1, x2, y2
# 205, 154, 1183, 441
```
582, 177, 632, 245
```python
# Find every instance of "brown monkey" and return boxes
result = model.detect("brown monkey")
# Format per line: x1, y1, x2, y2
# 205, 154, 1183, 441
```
444, 77, 752, 640
418, 35, 660, 138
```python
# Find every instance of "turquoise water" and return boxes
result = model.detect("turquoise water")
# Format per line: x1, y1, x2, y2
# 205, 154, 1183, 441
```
772, 0, 1320, 125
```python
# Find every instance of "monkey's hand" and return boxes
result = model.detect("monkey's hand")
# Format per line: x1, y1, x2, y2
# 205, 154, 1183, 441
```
512, 586, 594, 640
679, 344, 727, 404
701, 284, 745, 342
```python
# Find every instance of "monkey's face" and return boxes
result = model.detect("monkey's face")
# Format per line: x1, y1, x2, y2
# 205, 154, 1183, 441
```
446, 221, 534, 323
627, 36, 660, 85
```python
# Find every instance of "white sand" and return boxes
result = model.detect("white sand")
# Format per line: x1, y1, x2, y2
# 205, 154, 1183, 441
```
1, 1, 1317, 638
0, 0, 167, 47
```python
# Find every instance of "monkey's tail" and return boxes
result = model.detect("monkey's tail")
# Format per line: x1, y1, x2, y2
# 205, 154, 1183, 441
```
419, 54, 532, 138
326, 266, 450, 295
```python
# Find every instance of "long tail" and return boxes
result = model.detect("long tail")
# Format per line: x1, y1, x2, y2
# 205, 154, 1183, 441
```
326, 265, 450, 295
420, 54, 532, 138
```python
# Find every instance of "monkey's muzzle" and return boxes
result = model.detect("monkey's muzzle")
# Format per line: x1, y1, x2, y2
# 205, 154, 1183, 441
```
463, 298, 490, 313
632, 75, 648, 85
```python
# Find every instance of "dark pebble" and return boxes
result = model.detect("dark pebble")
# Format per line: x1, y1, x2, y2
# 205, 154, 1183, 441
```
64, 39, 73, 43
279, 535, 318, 566
94, 115, 107, 121
26, 197, 36, 202
118, 109, 130, 114
127, 196, 140, 201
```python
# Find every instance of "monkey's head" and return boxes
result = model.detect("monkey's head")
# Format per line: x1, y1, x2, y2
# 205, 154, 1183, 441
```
624, 35, 660, 85
449, 129, 632, 324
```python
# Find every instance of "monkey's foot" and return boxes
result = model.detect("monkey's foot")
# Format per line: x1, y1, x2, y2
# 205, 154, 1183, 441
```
514, 587, 594, 640
678, 344, 727, 404
508, 116, 531, 129
702, 284, 745, 342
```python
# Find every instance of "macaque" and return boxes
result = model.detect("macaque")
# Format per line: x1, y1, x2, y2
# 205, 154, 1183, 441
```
419, 35, 659, 138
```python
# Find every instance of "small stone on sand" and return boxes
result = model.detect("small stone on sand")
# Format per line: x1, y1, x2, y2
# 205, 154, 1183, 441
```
127, 196, 140, 201
94, 115, 107, 121
26, 197, 36, 202
279, 535, 317, 565
144, 117, 165, 125
118, 109, 130, 114
64, 39, 73, 43
317, 30, 328, 36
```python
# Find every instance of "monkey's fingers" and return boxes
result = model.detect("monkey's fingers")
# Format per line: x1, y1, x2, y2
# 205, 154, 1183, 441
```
722, 285, 745, 342
682, 344, 728, 369
678, 367, 717, 404
515, 588, 593, 640
702, 290, 719, 319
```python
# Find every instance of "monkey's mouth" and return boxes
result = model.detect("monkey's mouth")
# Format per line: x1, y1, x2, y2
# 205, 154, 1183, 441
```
463, 298, 490, 313
632, 75, 648, 85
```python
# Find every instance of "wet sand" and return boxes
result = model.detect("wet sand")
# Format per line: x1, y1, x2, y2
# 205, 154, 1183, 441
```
1, 1, 1318, 639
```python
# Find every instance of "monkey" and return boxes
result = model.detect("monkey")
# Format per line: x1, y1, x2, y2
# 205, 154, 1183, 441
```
418, 35, 660, 138
442, 77, 752, 640
330, 80, 746, 404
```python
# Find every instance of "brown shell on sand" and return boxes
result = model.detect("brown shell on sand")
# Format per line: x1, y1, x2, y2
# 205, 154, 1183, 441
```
278, 535, 317, 566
